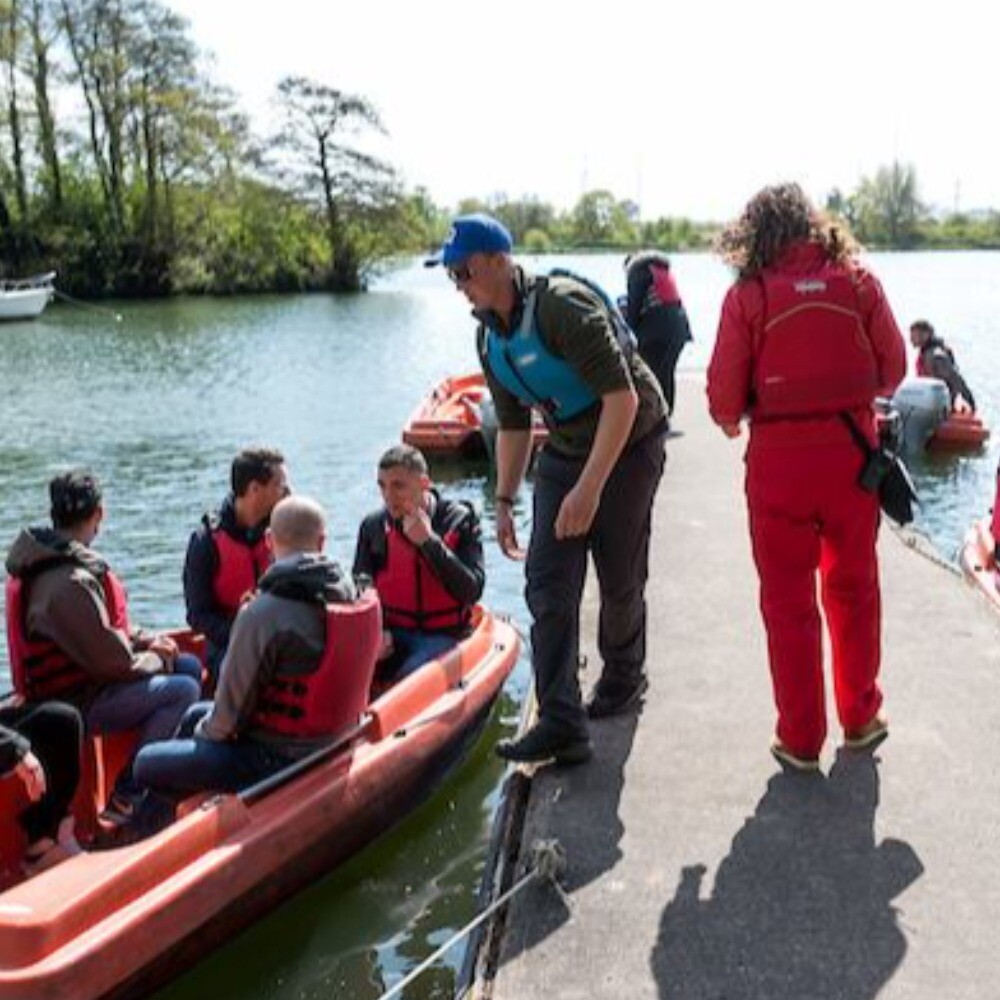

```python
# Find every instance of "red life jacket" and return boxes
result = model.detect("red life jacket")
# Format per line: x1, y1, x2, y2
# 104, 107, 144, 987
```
915, 353, 929, 377
211, 528, 271, 618
374, 523, 469, 632
250, 589, 382, 739
5, 569, 130, 701
752, 265, 878, 420
651, 264, 681, 307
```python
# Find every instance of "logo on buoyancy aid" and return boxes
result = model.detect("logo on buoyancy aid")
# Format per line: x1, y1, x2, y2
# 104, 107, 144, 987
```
793, 279, 827, 294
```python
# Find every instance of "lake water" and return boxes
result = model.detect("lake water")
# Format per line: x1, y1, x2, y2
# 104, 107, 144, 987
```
0, 250, 996, 998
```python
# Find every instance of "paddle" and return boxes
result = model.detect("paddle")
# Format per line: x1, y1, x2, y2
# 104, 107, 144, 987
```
237, 714, 373, 805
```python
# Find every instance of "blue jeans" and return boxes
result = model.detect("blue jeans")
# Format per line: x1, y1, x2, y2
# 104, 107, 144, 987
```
133, 702, 296, 797
85, 653, 202, 797
384, 629, 459, 680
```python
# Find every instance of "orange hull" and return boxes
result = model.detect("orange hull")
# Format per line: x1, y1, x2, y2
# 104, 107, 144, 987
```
0, 609, 519, 1000
927, 411, 990, 451
959, 518, 1000, 612
402, 373, 547, 457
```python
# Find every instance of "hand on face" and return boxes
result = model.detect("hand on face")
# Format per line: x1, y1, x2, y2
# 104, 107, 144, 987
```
401, 500, 433, 546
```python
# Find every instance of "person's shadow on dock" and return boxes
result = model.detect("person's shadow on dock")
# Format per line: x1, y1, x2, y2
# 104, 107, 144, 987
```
650, 750, 923, 1000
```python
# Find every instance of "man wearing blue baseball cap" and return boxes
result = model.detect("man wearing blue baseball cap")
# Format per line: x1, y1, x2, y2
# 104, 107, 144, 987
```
427, 214, 668, 765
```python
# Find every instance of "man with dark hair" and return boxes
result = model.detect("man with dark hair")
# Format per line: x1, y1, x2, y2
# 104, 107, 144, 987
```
4, 470, 202, 828
909, 319, 976, 412
353, 444, 485, 679
183, 447, 289, 679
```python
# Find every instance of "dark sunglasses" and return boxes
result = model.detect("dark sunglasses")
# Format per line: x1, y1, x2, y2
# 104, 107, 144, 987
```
447, 263, 472, 284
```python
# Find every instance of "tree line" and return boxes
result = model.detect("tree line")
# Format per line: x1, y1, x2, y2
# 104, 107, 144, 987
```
0, 3, 995, 299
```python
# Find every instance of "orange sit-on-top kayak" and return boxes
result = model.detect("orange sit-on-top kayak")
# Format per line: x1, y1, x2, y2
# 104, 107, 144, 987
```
959, 517, 1000, 612
402, 373, 547, 458
0, 597, 518, 1000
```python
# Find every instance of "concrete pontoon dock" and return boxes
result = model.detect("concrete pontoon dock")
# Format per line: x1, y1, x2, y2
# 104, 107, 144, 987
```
474, 378, 1000, 1000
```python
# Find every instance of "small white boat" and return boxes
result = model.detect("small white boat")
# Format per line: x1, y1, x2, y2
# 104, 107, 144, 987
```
0, 272, 55, 321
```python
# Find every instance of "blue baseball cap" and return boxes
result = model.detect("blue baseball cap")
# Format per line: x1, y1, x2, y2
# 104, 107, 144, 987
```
424, 214, 513, 268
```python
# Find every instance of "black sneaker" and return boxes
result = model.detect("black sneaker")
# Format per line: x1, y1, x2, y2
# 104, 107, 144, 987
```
586, 675, 649, 719
495, 721, 593, 765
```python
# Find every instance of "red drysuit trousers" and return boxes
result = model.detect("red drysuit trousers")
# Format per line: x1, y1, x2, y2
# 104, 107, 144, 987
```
746, 436, 883, 758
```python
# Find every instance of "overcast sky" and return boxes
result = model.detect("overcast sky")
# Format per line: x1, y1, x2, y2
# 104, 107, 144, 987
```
166, 0, 998, 222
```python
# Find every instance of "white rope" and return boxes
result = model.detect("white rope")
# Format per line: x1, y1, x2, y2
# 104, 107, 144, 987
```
375, 838, 567, 1000
53, 288, 123, 322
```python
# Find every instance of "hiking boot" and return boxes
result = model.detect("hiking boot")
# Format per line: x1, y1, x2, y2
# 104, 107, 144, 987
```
844, 713, 889, 751
770, 739, 821, 773
495, 721, 592, 765
586, 674, 649, 719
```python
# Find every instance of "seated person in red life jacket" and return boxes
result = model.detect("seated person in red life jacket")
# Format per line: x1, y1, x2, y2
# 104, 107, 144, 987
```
623, 250, 693, 418
0, 702, 83, 874
183, 447, 290, 680
909, 319, 977, 412
4, 470, 202, 829
133, 496, 357, 801
353, 445, 485, 679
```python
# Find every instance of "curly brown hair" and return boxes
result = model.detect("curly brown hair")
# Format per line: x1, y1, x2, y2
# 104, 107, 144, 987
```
716, 182, 860, 280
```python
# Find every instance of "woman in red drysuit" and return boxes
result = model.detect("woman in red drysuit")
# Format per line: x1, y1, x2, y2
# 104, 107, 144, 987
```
706, 183, 907, 771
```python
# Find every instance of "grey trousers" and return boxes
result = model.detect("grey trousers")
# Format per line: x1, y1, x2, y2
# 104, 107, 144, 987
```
526, 426, 667, 735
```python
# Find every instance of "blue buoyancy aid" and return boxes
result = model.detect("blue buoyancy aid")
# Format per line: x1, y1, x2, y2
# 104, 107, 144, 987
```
483, 271, 636, 424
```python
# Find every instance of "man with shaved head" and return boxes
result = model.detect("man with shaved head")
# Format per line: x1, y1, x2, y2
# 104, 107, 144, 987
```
134, 496, 356, 808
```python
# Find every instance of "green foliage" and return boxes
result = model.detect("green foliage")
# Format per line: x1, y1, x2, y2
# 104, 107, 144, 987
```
3, 4, 997, 300
851, 161, 924, 248
0, 0, 434, 294
827, 165, 1000, 250
522, 228, 552, 253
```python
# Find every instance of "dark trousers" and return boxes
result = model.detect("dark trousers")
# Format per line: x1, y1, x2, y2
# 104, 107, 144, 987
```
637, 304, 692, 416
526, 428, 666, 735
1, 702, 82, 843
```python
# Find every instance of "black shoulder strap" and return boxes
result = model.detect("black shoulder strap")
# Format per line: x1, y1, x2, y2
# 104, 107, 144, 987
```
839, 411, 872, 457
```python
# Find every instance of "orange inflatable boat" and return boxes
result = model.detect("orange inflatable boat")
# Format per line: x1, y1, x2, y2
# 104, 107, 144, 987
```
0, 603, 518, 1000
402, 373, 547, 458
959, 517, 1000, 612
927, 411, 990, 452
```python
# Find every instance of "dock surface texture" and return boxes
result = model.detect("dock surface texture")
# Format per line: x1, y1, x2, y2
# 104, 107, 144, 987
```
488, 378, 1000, 1000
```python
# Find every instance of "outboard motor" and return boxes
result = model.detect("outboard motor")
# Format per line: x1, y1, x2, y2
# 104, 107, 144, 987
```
891, 377, 950, 453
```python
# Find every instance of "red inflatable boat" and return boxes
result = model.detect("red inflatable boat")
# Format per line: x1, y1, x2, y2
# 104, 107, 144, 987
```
402, 373, 547, 458
0, 601, 519, 1000
959, 517, 1000, 612
927, 411, 990, 452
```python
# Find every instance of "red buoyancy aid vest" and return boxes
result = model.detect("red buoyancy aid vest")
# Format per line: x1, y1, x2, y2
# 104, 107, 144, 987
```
752, 266, 879, 419
651, 264, 681, 307
250, 589, 383, 739
915, 353, 929, 377
5, 569, 131, 700
211, 529, 271, 618
374, 524, 469, 633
